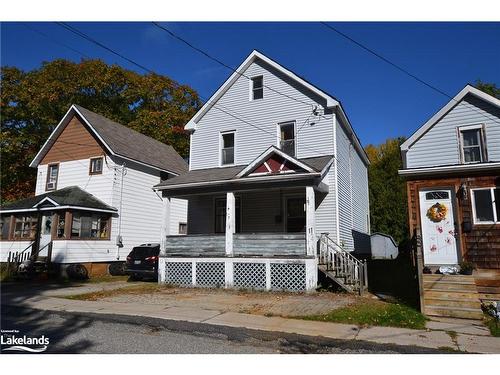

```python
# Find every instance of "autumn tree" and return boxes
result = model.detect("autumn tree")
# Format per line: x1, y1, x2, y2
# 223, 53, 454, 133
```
365, 137, 408, 244
1, 59, 201, 202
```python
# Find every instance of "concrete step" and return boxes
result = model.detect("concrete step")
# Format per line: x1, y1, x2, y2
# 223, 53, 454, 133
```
425, 305, 484, 320
424, 297, 482, 309
423, 280, 477, 292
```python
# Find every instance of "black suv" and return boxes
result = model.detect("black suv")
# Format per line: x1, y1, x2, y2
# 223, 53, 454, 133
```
125, 243, 160, 280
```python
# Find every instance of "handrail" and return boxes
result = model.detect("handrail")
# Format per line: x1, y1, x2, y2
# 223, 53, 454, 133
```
318, 233, 368, 295
30, 241, 53, 261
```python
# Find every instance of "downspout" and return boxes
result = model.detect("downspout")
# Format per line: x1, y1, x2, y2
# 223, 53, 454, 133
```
333, 115, 341, 244
116, 163, 127, 260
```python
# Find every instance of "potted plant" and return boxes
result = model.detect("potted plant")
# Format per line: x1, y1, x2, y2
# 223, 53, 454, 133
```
459, 261, 475, 275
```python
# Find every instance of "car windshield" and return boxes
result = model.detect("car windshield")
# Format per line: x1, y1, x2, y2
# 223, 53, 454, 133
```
129, 246, 159, 258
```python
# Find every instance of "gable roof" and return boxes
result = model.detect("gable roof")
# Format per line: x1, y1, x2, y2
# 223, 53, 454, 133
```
154, 152, 333, 191
184, 50, 369, 166
401, 84, 500, 152
235, 146, 316, 178
0, 186, 117, 213
30, 105, 188, 175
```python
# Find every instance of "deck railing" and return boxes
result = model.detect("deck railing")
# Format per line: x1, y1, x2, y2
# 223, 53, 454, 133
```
318, 233, 368, 295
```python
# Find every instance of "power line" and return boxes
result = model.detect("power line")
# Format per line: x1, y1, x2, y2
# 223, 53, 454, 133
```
53, 22, 336, 159
151, 22, 315, 109
56, 22, 155, 74
320, 22, 500, 127
21, 23, 90, 59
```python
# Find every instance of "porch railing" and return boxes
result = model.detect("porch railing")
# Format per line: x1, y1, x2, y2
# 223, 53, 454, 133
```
164, 233, 307, 257
318, 233, 368, 295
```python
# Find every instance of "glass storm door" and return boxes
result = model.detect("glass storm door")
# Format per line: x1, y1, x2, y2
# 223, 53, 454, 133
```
419, 189, 458, 265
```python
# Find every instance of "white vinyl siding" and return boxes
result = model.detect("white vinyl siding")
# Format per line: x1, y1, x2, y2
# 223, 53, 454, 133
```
406, 95, 500, 168
35, 157, 115, 205
190, 59, 334, 170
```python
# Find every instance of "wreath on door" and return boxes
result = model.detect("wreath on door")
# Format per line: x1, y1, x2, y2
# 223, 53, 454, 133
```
426, 202, 448, 223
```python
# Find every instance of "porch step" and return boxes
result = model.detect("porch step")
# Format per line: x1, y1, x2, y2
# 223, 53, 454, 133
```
424, 297, 482, 309
423, 281, 477, 292
423, 274, 475, 283
424, 290, 482, 300
424, 305, 484, 320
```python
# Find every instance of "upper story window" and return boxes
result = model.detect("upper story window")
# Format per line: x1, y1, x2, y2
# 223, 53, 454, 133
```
459, 126, 485, 164
46, 164, 59, 191
251, 76, 263, 100
89, 157, 103, 175
471, 187, 500, 224
278, 122, 296, 157
221, 131, 235, 166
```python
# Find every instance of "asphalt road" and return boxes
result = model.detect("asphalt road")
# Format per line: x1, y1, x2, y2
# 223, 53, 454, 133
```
0, 306, 446, 354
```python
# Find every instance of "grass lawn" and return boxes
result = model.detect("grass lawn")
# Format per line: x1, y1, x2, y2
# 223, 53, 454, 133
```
300, 298, 427, 330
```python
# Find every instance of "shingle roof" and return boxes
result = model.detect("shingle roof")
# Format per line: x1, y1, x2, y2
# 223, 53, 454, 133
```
0, 186, 117, 212
155, 154, 333, 188
74, 105, 188, 175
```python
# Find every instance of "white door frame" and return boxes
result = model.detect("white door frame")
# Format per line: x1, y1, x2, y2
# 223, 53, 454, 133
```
418, 187, 460, 265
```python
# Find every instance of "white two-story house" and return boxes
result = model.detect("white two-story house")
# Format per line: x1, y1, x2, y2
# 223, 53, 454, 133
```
0, 105, 188, 276
154, 50, 370, 292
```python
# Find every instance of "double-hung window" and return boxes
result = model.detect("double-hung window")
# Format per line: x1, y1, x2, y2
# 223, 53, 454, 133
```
221, 131, 235, 166
471, 188, 500, 224
251, 76, 263, 100
279, 122, 296, 157
89, 157, 103, 175
46, 164, 59, 191
459, 126, 485, 163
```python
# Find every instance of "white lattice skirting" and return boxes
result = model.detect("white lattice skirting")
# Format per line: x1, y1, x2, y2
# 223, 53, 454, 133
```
159, 257, 318, 292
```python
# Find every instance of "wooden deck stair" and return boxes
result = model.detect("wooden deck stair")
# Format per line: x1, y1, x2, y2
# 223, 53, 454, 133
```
423, 274, 483, 320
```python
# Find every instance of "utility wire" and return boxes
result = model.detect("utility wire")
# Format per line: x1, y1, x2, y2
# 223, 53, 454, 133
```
54, 22, 337, 159
56, 22, 155, 74
151, 22, 315, 109
21, 23, 90, 59
320, 22, 500, 127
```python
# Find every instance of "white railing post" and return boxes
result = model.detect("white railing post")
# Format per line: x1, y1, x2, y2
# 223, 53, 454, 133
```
160, 196, 171, 255
225, 192, 235, 256
305, 186, 316, 257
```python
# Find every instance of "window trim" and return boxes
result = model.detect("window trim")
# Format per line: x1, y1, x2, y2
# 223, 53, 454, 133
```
219, 130, 236, 167
69, 211, 112, 240
458, 124, 486, 164
250, 75, 264, 101
89, 156, 104, 175
45, 163, 59, 191
470, 187, 499, 225
276, 121, 297, 157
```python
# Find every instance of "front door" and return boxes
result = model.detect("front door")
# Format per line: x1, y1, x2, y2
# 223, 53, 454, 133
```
419, 189, 459, 265
286, 197, 306, 232
38, 213, 53, 256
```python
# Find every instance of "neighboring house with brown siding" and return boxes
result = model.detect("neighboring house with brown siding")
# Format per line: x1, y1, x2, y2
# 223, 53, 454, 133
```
0, 105, 188, 274
399, 85, 500, 319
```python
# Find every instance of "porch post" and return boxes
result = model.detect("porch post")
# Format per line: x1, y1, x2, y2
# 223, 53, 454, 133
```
225, 192, 235, 256
306, 186, 316, 257
160, 195, 171, 255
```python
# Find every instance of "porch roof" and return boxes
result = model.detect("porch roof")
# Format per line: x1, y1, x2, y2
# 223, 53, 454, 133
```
153, 152, 333, 196
0, 186, 117, 214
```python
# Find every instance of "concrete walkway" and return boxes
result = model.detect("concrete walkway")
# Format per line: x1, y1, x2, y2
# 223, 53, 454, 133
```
2, 284, 499, 353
